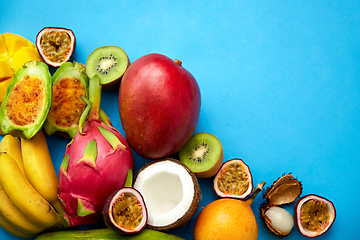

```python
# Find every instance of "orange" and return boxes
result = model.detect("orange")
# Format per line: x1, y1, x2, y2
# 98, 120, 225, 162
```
194, 198, 258, 240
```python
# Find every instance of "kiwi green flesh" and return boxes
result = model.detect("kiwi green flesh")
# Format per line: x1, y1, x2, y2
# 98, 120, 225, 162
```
179, 133, 223, 174
86, 46, 129, 87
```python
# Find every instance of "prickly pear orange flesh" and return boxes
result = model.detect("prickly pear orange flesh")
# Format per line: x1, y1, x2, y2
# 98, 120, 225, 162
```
5, 75, 44, 126
300, 199, 330, 232
193, 198, 258, 240
47, 76, 86, 128
111, 193, 143, 231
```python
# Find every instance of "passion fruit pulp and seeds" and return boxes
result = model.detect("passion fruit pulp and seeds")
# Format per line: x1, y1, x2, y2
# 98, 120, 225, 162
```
294, 194, 336, 238
213, 159, 253, 199
103, 187, 147, 234
36, 27, 75, 67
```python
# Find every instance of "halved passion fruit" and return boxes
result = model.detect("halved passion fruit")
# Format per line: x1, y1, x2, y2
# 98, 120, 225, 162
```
294, 194, 336, 238
259, 174, 302, 238
213, 158, 253, 199
36, 27, 75, 67
103, 187, 147, 234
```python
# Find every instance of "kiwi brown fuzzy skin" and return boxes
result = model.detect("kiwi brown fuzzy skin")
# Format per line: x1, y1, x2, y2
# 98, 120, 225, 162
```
134, 158, 200, 231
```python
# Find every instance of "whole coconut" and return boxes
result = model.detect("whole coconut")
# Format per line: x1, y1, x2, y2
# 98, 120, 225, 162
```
119, 53, 201, 159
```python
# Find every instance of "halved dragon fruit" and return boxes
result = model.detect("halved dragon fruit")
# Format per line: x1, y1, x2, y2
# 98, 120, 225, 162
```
58, 74, 134, 227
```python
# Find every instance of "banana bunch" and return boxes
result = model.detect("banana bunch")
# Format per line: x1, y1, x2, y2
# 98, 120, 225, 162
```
0, 130, 67, 238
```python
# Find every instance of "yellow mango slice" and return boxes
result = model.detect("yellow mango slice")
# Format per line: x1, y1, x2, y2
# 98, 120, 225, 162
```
3, 32, 35, 57
0, 77, 12, 102
0, 34, 8, 59
9, 46, 42, 74
0, 59, 13, 81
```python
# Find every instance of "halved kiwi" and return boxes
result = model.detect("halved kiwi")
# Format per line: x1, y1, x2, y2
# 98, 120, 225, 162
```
85, 46, 129, 90
179, 132, 223, 178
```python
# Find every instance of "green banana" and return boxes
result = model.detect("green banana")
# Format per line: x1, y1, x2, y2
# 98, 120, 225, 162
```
0, 215, 37, 239
0, 152, 60, 228
21, 129, 65, 215
35, 228, 185, 240
0, 134, 25, 174
0, 184, 45, 234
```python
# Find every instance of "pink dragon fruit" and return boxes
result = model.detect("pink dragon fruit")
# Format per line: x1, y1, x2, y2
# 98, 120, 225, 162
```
58, 74, 134, 227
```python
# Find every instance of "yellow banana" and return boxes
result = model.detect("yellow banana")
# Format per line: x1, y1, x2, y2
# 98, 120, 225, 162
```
0, 134, 26, 174
0, 215, 37, 239
21, 129, 65, 216
0, 184, 45, 234
0, 152, 59, 228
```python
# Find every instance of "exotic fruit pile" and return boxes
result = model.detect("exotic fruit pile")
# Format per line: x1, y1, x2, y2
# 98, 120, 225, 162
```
0, 29, 337, 240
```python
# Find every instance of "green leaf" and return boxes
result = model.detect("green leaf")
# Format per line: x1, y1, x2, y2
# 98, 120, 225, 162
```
77, 198, 96, 217
60, 153, 70, 172
98, 126, 126, 151
125, 169, 133, 188
78, 139, 98, 170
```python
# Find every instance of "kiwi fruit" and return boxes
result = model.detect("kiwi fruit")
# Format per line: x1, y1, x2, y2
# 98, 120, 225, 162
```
85, 46, 129, 90
179, 132, 224, 178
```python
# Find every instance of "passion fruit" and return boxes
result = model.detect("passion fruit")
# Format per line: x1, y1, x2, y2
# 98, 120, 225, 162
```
36, 27, 75, 67
103, 187, 147, 234
259, 174, 302, 238
213, 158, 253, 199
294, 194, 336, 238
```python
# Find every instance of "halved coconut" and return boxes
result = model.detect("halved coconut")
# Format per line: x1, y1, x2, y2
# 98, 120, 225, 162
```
133, 158, 200, 231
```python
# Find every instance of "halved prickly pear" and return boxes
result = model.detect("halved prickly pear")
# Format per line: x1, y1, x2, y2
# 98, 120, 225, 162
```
44, 62, 89, 139
0, 60, 51, 139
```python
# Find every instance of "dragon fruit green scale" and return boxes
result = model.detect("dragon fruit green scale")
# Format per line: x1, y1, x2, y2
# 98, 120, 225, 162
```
58, 75, 134, 227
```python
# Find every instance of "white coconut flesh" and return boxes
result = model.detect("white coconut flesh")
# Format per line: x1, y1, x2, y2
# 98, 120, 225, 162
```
133, 160, 197, 229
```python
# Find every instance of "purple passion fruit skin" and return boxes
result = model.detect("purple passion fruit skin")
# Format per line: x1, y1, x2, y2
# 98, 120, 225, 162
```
213, 159, 253, 200
36, 27, 75, 67
294, 194, 336, 238
103, 187, 148, 234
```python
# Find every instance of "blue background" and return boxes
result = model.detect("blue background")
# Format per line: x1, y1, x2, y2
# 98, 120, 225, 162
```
1, 0, 359, 239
